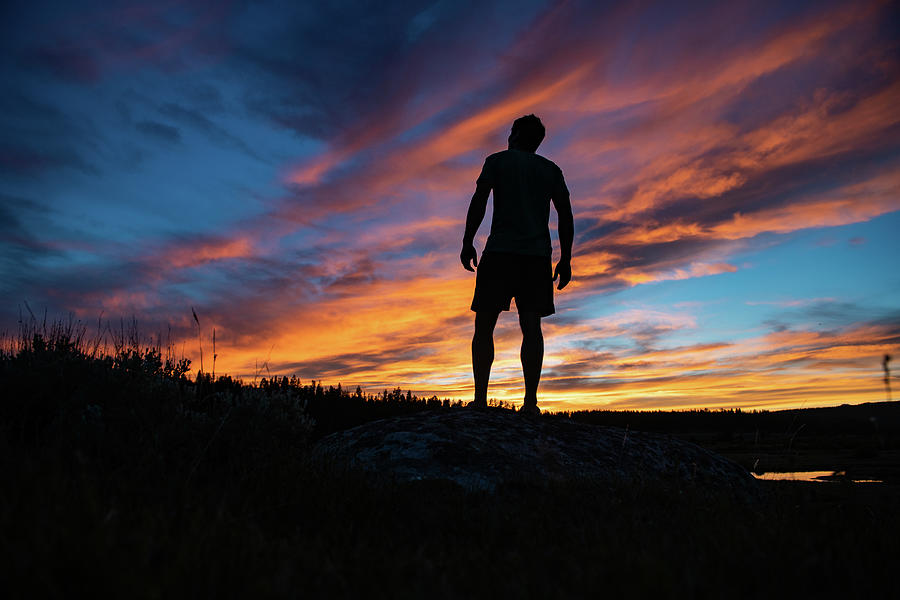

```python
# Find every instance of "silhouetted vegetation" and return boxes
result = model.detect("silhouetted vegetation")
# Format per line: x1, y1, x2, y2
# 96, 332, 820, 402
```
1, 318, 897, 598
564, 404, 900, 482
564, 404, 900, 436
1, 315, 462, 446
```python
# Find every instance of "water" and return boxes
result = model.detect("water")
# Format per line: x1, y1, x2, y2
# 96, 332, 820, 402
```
752, 470, 883, 483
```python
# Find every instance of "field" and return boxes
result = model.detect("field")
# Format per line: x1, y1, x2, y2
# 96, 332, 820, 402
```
1, 322, 898, 598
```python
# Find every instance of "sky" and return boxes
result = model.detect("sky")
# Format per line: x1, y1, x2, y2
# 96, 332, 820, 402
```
2, 0, 898, 411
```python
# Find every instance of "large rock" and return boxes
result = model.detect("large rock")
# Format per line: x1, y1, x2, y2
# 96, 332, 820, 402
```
315, 408, 757, 494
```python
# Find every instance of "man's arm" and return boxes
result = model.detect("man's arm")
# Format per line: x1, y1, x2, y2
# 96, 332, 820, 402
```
552, 192, 574, 289
461, 183, 490, 271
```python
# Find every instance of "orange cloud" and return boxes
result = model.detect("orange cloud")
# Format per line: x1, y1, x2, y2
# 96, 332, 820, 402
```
617, 262, 738, 286
161, 237, 256, 269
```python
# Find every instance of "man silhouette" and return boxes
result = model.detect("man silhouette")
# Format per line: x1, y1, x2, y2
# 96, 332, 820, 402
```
460, 114, 573, 415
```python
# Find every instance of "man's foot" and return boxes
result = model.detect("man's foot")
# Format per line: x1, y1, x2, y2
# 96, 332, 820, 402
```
519, 403, 541, 416
467, 399, 488, 409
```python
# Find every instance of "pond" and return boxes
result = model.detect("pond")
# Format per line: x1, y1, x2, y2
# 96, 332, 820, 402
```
752, 470, 883, 483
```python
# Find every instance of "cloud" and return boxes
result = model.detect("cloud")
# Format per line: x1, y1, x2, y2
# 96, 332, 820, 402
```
16, 1, 233, 83
533, 312, 899, 411
135, 120, 181, 143
157, 102, 260, 159
0, 145, 100, 176
26, 45, 101, 84
0, 88, 104, 177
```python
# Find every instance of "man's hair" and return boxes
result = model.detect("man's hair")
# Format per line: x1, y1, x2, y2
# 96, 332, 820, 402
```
511, 114, 545, 152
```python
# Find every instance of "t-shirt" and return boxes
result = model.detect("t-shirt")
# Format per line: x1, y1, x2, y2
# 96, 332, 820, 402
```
476, 149, 569, 257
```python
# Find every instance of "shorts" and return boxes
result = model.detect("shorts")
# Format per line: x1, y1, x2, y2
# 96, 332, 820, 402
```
470, 251, 555, 317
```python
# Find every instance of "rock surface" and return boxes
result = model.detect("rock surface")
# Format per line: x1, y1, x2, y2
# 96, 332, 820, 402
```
315, 408, 757, 494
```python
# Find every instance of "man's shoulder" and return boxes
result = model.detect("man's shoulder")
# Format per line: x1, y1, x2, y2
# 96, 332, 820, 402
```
486, 150, 562, 170
534, 152, 563, 171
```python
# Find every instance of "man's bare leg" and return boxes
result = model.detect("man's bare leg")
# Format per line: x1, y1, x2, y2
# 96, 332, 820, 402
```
518, 311, 543, 410
472, 310, 501, 406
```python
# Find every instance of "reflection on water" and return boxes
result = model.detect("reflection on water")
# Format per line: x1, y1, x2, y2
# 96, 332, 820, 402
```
753, 470, 883, 483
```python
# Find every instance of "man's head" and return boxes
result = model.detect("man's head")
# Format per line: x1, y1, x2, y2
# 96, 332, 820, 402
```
508, 114, 545, 152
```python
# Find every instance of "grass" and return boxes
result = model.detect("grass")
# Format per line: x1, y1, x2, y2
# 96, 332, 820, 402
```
1, 317, 898, 598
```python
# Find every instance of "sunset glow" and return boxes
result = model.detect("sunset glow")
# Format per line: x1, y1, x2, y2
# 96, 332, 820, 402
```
2, 0, 898, 411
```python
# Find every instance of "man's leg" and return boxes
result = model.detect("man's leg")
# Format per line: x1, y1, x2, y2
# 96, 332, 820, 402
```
472, 309, 501, 405
518, 311, 543, 407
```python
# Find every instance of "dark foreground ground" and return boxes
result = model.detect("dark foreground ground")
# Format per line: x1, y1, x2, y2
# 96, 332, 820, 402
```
2, 330, 898, 598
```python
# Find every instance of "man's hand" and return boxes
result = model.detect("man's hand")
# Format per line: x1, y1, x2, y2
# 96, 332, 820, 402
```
460, 244, 478, 272
553, 258, 572, 290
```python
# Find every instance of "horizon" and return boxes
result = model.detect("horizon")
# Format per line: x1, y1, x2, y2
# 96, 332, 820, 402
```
2, 0, 898, 412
